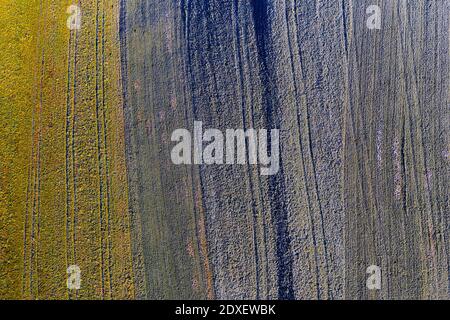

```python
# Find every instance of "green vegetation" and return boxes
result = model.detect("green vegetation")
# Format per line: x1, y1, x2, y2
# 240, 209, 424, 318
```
0, 0, 134, 299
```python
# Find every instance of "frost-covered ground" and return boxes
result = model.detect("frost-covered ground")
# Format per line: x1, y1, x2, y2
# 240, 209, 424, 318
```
119, 0, 449, 300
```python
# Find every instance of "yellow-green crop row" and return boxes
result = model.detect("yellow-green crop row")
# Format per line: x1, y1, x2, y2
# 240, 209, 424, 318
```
0, 0, 134, 299
0, 0, 41, 300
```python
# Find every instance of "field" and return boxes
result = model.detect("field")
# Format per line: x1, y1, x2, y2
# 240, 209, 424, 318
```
0, 0, 449, 300
0, 0, 134, 299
